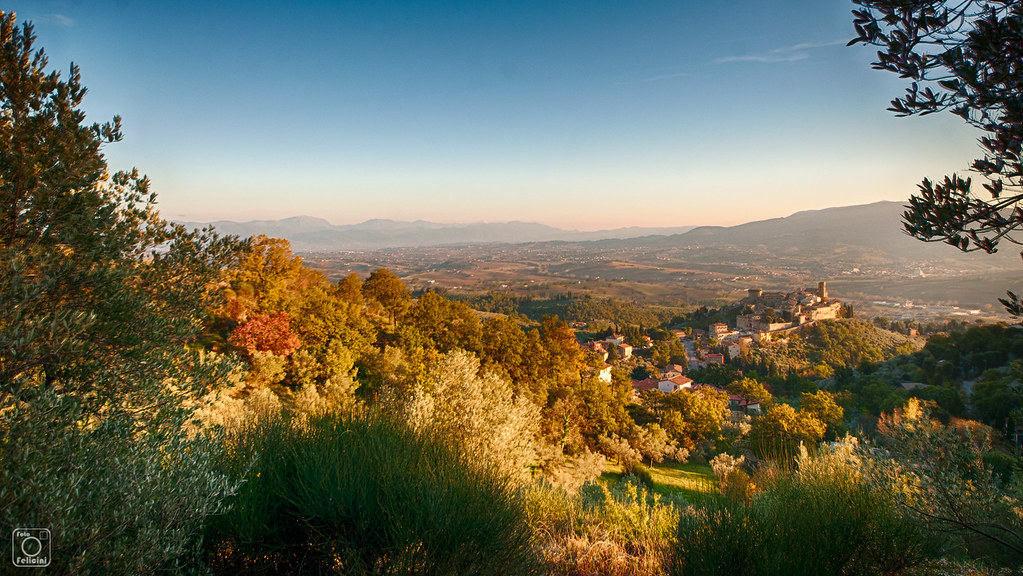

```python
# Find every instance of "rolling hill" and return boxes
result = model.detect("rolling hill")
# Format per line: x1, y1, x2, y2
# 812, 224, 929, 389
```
183, 201, 1019, 276
181, 217, 696, 250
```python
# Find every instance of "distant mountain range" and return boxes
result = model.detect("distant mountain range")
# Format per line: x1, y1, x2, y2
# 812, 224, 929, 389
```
642, 201, 1019, 268
179, 201, 1020, 271
180, 216, 697, 251
661, 202, 923, 252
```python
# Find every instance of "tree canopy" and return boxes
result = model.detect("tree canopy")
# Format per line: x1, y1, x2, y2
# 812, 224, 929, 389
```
0, 11, 238, 425
850, 1, 1023, 314
0, 12, 240, 571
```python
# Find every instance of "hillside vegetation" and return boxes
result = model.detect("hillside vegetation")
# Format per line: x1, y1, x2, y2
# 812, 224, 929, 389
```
3, 13, 1022, 575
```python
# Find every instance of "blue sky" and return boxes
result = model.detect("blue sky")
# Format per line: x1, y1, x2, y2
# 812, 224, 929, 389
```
16, 1, 979, 229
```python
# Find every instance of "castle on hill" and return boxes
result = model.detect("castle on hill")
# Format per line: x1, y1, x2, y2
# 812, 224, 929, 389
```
735, 281, 841, 334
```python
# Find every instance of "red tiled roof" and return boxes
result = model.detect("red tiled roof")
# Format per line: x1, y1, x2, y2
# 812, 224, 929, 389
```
664, 375, 693, 387
631, 378, 659, 391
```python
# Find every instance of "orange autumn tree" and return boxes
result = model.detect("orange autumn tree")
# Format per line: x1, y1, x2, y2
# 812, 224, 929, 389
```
229, 312, 301, 357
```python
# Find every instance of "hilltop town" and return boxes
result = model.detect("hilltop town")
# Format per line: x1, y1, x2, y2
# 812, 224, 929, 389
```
735, 282, 842, 334
578, 282, 845, 410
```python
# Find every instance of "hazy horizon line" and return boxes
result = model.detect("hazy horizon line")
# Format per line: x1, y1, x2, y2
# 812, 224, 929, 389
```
170, 199, 906, 233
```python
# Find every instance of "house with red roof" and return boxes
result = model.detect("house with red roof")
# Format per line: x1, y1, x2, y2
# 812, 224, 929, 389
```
659, 374, 694, 393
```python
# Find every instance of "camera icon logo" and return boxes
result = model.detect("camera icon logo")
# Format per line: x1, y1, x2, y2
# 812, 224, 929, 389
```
11, 528, 50, 568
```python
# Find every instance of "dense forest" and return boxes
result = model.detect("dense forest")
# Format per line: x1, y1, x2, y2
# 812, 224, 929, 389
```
2, 11, 1022, 575
452, 290, 678, 330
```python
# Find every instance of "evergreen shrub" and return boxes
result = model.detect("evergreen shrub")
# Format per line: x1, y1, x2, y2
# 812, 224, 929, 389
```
205, 411, 536, 575
670, 445, 935, 576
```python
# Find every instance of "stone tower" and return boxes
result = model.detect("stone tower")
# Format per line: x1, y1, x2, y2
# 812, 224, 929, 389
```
818, 281, 828, 302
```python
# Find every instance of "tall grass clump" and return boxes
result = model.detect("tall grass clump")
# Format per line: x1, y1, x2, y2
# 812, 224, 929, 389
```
204, 410, 536, 575
671, 440, 937, 576
525, 475, 680, 576
674, 500, 763, 576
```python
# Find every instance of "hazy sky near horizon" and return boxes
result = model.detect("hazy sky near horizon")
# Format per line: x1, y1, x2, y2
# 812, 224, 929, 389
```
17, 1, 980, 229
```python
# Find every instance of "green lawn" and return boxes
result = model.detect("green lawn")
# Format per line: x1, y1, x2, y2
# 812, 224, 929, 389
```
601, 461, 719, 503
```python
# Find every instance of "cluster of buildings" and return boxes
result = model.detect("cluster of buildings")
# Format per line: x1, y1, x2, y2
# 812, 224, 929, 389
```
583, 331, 761, 414
581, 335, 633, 362
630, 365, 763, 414
735, 282, 841, 335
631, 364, 693, 393
582, 335, 635, 383
579, 282, 840, 412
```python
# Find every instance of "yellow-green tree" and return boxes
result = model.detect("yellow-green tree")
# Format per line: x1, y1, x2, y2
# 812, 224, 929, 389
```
748, 403, 827, 457
226, 234, 303, 314
401, 290, 483, 353
336, 272, 365, 305
727, 376, 773, 405
0, 12, 239, 571
800, 390, 844, 438
575, 371, 632, 440
285, 273, 374, 357
656, 387, 729, 450
402, 350, 541, 483
478, 315, 527, 382
362, 268, 411, 326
